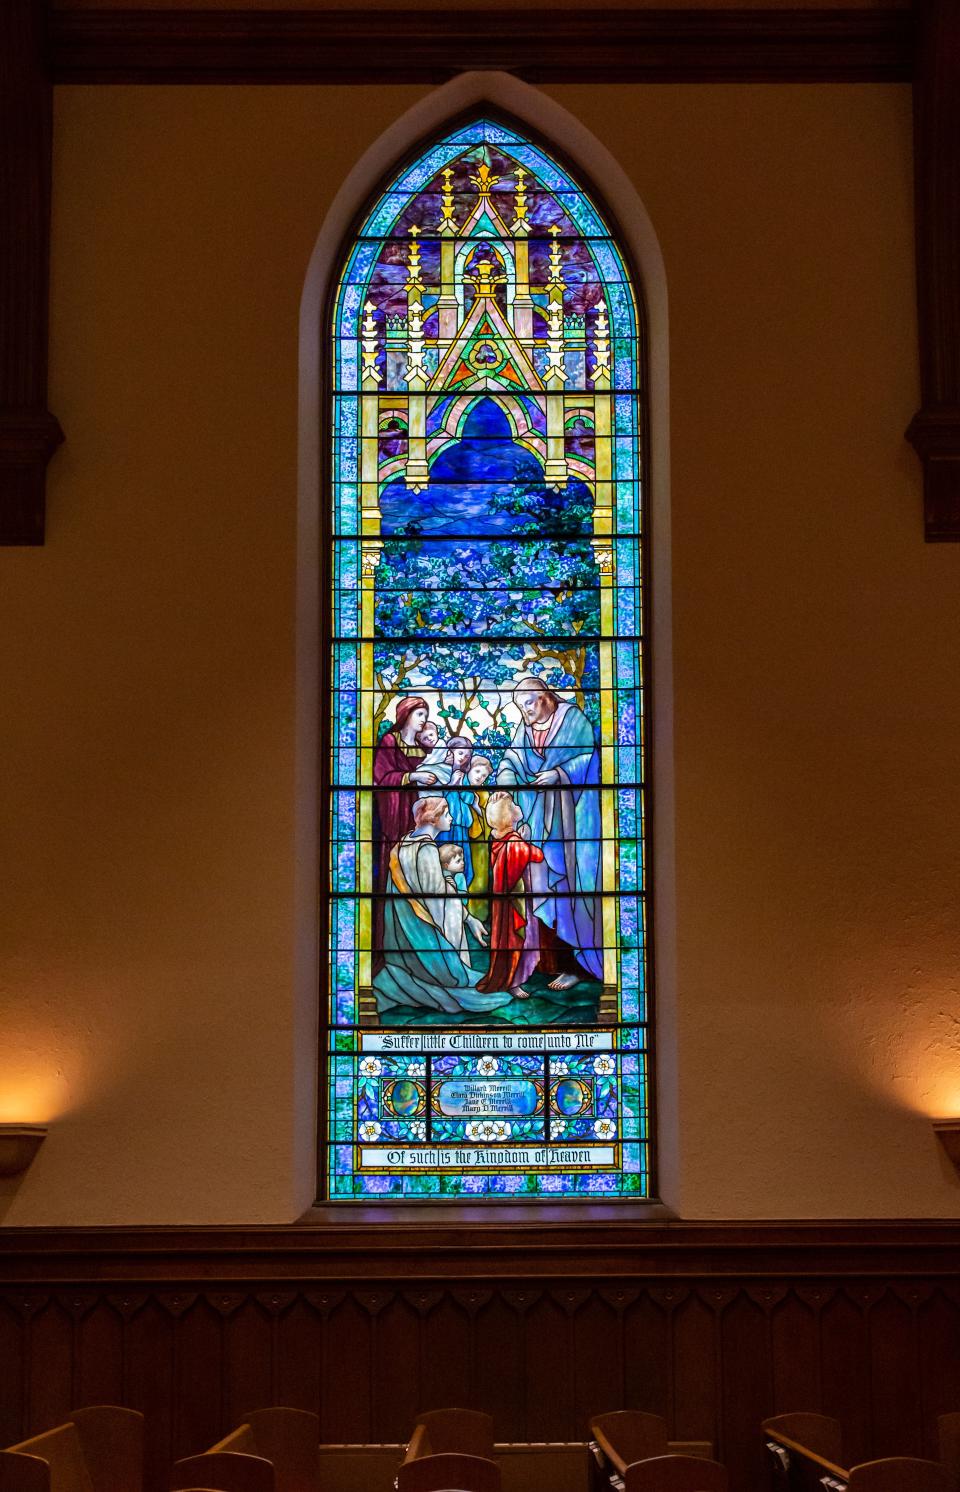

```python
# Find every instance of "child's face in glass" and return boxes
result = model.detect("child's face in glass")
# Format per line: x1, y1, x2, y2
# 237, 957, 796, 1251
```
450, 747, 472, 771
446, 850, 465, 876
468, 759, 492, 786
419, 723, 439, 748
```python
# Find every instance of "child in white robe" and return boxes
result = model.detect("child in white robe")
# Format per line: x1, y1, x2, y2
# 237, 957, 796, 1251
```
437, 842, 485, 965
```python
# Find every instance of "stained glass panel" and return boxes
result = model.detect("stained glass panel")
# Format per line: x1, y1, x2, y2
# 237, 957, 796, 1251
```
324, 117, 650, 1200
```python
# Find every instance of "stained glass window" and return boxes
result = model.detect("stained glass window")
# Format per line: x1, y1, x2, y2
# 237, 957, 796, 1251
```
324, 116, 649, 1200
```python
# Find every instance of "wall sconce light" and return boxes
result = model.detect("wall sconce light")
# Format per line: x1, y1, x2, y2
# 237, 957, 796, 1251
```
0, 1125, 48, 1178
933, 1119, 960, 1178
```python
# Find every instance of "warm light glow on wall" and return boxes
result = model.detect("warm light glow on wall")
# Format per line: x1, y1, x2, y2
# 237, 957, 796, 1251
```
0, 1075, 71, 1125
842, 989, 960, 1120
902, 1040, 960, 1121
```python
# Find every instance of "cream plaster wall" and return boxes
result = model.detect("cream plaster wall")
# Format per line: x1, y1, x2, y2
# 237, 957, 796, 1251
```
1, 81, 958, 1224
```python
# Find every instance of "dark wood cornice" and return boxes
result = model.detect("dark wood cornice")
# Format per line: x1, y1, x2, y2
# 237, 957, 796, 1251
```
906, 0, 960, 539
48, 7, 915, 85
0, 0, 63, 546
2, 1219, 959, 1282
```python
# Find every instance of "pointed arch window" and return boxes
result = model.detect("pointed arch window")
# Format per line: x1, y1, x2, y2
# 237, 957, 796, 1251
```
323, 115, 650, 1200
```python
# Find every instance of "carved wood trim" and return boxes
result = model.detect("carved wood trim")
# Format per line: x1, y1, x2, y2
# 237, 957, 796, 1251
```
906, 0, 960, 540
1, 1220, 959, 1282
0, 0, 63, 546
48, 8, 915, 85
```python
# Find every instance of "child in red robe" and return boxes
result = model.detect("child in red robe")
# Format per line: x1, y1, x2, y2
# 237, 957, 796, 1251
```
476, 791, 545, 1000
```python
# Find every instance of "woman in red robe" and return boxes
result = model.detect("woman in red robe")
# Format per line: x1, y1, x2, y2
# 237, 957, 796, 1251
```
372, 695, 438, 967
477, 792, 545, 999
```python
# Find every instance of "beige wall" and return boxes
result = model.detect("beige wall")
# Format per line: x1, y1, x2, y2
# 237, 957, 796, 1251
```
2, 80, 958, 1225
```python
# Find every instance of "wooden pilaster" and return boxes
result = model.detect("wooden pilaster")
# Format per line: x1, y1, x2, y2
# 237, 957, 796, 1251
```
906, 0, 960, 540
0, 0, 63, 545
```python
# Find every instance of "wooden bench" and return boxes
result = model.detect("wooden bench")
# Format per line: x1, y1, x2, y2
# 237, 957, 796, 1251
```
762, 1412, 847, 1492
763, 1413, 952, 1492
396, 1412, 499, 1492
0, 1408, 143, 1492
590, 1413, 670, 1484
396, 1453, 500, 1492
402, 1414, 496, 1463
588, 1413, 716, 1492
171, 1409, 319, 1492
621, 1457, 727, 1492
846, 1462, 952, 1492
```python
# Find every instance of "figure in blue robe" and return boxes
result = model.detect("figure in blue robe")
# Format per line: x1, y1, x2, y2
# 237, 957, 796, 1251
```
497, 677, 603, 986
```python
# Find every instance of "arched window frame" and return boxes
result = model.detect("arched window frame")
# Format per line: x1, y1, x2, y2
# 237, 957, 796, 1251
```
298, 74, 675, 1211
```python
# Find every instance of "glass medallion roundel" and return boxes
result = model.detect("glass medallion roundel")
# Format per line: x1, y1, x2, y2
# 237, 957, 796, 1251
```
325, 115, 649, 1199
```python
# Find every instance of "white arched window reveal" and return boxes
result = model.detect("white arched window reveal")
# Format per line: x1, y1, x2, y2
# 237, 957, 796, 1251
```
323, 110, 653, 1201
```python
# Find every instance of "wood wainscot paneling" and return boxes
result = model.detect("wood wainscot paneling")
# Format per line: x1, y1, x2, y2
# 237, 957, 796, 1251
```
2, 1221, 960, 1492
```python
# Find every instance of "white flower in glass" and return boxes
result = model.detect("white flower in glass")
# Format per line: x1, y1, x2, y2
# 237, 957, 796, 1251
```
593, 1117, 617, 1140
359, 1056, 382, 1078
490, 1120, 512, 1141
358, 1121, 382, 1142
476, 1055, 499, 1076
465, 1121, 483, 1142
552, 1059, 569, 1075
593, 1054, 615, 1075
551, 1120, 568, 1140
406, 1059, 426, 1077
409, 1120, 426, 1140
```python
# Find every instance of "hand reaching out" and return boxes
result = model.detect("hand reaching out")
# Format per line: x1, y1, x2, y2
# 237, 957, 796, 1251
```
467, 916, 489, 947
532, 768, 561, 787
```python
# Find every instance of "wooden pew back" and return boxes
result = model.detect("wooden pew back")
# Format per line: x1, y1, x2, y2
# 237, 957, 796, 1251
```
0, 1429, 93, 1492
396, 1452, 501, 1492
847, 1460, 952, 1492
172, 1408, 321, 1492
761, 1413, 847, 1492
590, 1413, 670, 1476
623, 1455, 728, 1492
762, 1415, 844, 1469
0, 1409, 143, 1492
405, 1414, 495, 1463
939, 1414, 960, 1491
67, 1408, 142, 1492
243, 1411, 318, 1492
171, 1449, 272, 1492
0, 1451, 50, 1492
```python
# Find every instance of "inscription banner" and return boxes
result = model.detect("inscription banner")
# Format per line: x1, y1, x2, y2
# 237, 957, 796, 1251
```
360, 1029, 616, 1053
359, 1145, 617, 1170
